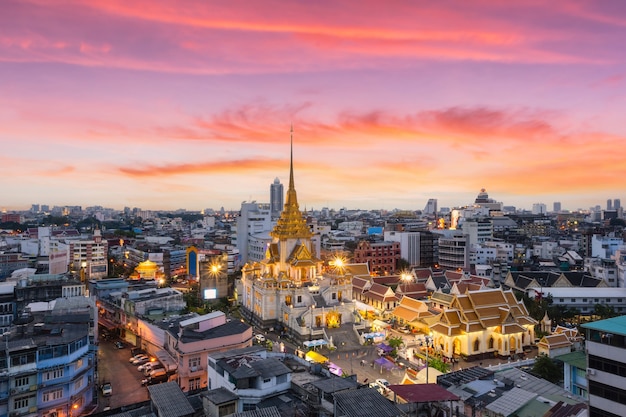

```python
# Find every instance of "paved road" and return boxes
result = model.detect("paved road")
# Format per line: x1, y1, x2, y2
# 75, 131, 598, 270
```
97, 340, 149, 411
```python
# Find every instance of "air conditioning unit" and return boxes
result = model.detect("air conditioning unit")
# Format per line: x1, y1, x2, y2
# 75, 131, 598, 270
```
587, 368, 596, 376
10, 388, 16, 394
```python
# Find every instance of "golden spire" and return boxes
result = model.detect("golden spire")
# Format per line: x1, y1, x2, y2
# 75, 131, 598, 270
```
270, 126, 312, 240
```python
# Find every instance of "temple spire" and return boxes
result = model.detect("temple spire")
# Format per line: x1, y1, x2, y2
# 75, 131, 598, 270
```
289, 124, 295, 195
270, 127, 312, 240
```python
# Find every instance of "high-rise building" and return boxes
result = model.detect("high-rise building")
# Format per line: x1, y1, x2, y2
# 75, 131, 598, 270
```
553, 202, 561, 212
235, 201, 273, 265
424, 198, 437, 215
614, 199, 621, 210
270, 177, 284, 219
532, 203, 547, 215
582, 316, 626, 417
607, 199, 613, 211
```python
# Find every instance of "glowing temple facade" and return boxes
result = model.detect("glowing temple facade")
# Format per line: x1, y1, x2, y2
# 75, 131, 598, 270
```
237, 131, 355, 339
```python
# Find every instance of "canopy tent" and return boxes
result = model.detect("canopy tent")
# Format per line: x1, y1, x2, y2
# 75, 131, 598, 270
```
363, 332, 385, 340
328, 362, 343, 376
303, 339, 328, 348
374, 357, 396, 370
377, 343, 393, 353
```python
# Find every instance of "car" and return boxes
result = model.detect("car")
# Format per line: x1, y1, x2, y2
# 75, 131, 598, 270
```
375, 378, 390, 393
138, 361, 157, 372
129, 353, 148, 363
114, 341, 125, 349
101, 382, 112, 396
144, 365, 164, 376
132, 356, 150, 366
130, 354, 149, 365
254, 334, 266, 343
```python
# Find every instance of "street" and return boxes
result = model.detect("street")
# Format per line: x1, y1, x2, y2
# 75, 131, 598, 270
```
97, 340, 149, 411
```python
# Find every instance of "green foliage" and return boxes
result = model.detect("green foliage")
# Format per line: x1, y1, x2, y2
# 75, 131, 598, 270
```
396, 258, 411, 271
532, 354, 562, 384
428, 357, 451, 373
593, 304, 618, 320
387, 336, 404, 349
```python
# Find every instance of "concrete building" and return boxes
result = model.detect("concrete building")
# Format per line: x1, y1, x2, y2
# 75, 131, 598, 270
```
461, 218, 493, 246
207, 346, 292, 410
236, 202, 273, 266
1, 298, 97, 417
270, 177, 284, 220
162, 311, 252, 392
68, 229, 108, 280
384, 230, 437, 268
582, 315, 626, 417
437, 234, 469, 271
353, 240, 401, 275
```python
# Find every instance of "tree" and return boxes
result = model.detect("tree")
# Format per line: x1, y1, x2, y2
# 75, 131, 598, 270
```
428, 357, 451, 373
531, 354, 562, 384
396, 258, 411, 271
593, 304, 618, 320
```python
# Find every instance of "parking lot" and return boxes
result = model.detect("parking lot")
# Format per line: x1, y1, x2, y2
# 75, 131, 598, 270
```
97, 339, 150, 411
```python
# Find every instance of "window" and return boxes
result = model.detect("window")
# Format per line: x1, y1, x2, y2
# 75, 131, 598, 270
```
15, 376, 29, 387
188, 356, 201, 368
43, 388, 63, 402
559, 298, 564, 302
189, 377, 201, 390
332, 293, 337, 300
14, 397, 29, 409
263, 378, 271, 383
44, 369, 64, 381
75, 359, 83, 370
74, 377, 83, 391
571, 299, 576, 302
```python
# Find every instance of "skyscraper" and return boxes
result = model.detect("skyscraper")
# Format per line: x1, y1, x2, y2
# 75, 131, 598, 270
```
553, 202, 561, 212
607, 199, 613, 210
614, 199, 621, 210
270, 177, 284, 219
424, 198, 438, 215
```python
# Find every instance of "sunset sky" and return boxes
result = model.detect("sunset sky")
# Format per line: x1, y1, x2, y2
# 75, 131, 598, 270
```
2, 1, 625, 213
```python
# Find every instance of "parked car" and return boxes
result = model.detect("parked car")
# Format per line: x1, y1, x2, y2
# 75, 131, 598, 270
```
254, 334, 266, 343
130, 354, 149, 365
141, 369, 169, 386
138, 361, 157, 372
144, 365, 164, 376
374, 378, 390, 394
133, 356, 150, 366
101, 382, 112, 396
114, 341, 125, 349
129, 353, 148, 363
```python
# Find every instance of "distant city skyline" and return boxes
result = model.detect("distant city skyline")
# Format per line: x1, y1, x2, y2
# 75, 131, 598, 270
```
2, 1, 625, 212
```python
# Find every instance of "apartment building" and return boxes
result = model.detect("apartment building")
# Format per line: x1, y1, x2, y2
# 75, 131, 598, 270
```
582, 316, 626, 417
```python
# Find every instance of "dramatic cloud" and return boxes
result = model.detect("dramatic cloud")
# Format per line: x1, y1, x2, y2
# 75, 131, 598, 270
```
1, 0, 625, 210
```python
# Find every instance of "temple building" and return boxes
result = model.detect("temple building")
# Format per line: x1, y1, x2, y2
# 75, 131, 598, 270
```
428, 288, 537, 360
237, 131, 354, 340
